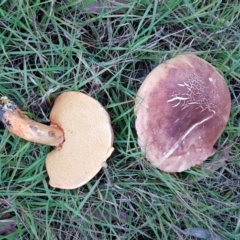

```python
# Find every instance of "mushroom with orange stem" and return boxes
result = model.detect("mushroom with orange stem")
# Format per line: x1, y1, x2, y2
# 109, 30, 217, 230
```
135, 54, 231, 173
0, 92, 114, 189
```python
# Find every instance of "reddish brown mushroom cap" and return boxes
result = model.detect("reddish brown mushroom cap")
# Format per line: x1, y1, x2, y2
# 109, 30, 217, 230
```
135, 54, 231, 172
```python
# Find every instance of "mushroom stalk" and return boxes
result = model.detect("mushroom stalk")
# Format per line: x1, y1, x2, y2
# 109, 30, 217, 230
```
0, 96, 64, 146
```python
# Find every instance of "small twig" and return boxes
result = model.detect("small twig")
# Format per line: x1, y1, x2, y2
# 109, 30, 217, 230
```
173, 225, 227, 240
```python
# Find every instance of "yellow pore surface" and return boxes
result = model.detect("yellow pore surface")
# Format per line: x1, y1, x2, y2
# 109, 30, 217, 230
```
46, 92, 114, 189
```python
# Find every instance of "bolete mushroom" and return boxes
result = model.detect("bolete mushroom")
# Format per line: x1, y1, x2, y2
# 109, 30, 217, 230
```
0, 92, 114, 189
135, 54, 231, 172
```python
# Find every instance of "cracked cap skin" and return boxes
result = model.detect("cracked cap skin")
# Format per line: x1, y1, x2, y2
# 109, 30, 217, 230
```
135, 54, 231, 172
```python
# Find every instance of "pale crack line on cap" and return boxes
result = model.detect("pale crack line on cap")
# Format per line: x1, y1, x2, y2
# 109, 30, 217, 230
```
157, 115, 213, 166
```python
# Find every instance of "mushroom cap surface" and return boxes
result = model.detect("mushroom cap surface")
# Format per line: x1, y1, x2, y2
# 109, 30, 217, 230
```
46, 91, 114, 189
135, 54, 231, 172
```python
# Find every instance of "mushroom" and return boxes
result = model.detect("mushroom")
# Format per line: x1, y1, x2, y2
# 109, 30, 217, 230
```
135, 54, 231, 173
0, 92, 114, 189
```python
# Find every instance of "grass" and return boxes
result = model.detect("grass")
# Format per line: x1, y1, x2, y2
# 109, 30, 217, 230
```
0, 0, 239, 239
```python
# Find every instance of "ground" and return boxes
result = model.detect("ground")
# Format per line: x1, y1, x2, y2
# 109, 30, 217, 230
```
0, 1, 239, 239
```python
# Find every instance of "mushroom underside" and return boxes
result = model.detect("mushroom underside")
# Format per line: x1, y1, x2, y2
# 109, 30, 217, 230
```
46, 92, 114, 189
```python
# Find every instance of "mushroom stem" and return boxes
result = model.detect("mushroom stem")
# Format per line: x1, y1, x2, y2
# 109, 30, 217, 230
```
0, 96, 64, 146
